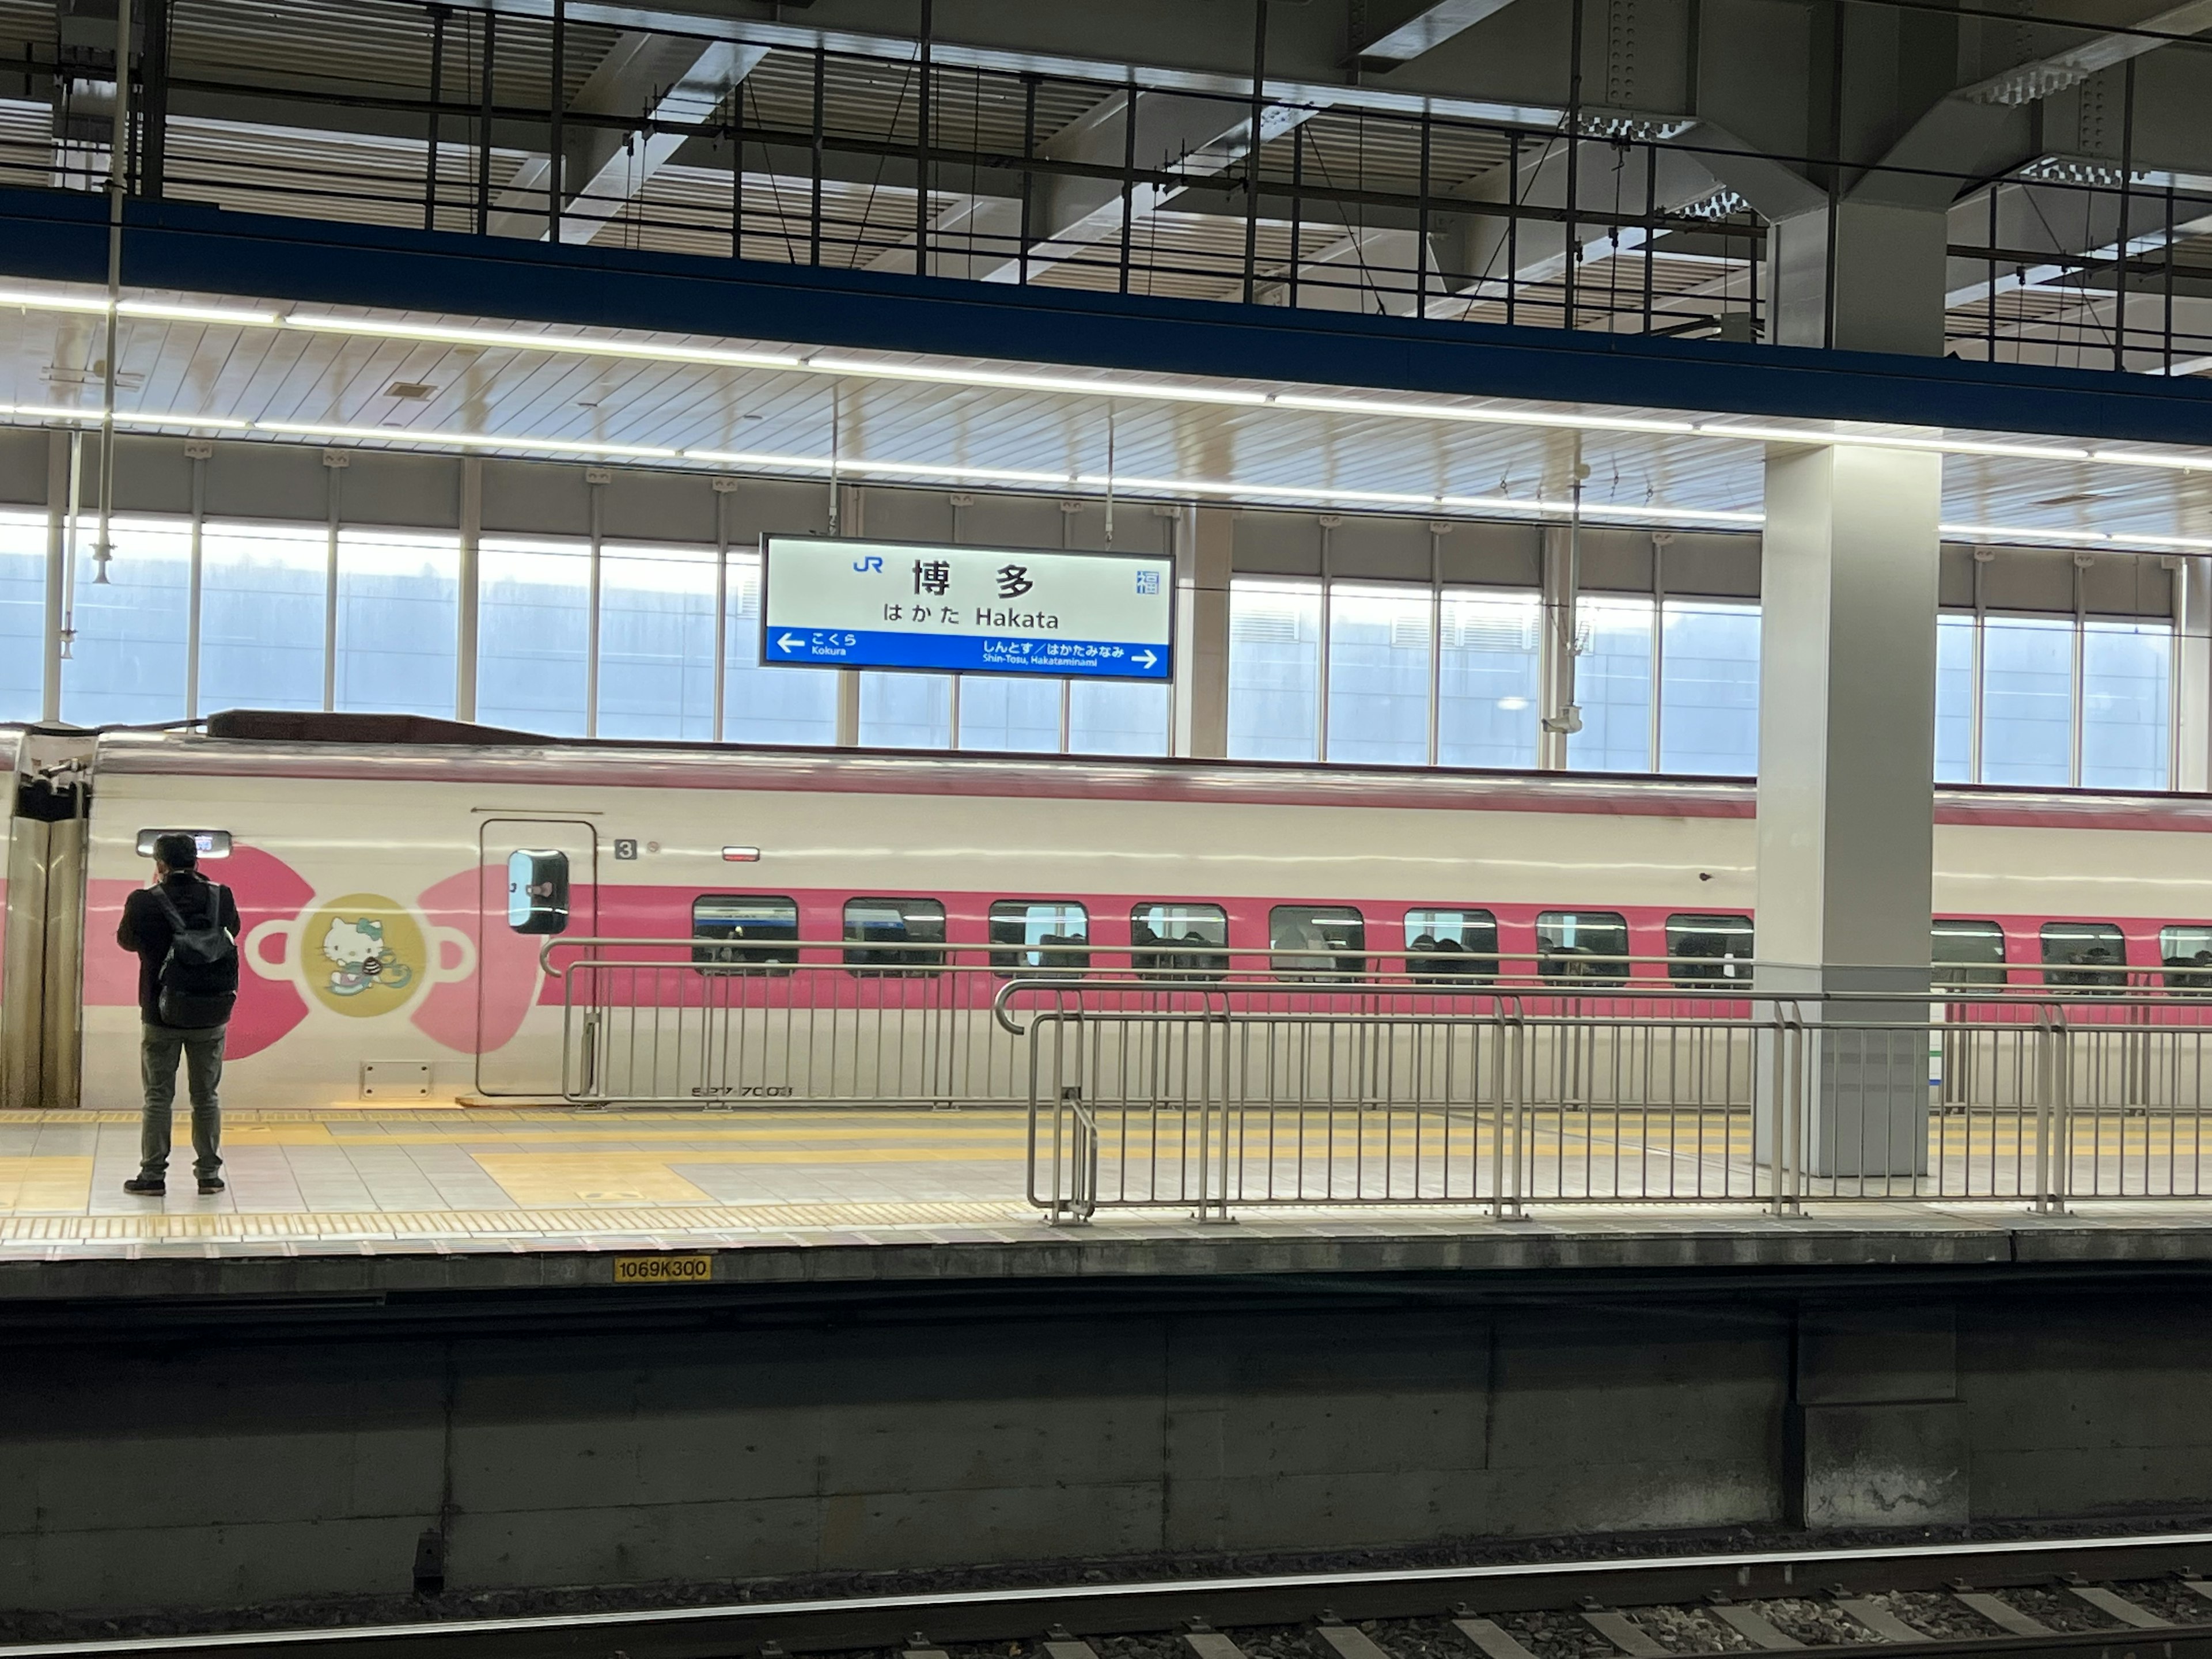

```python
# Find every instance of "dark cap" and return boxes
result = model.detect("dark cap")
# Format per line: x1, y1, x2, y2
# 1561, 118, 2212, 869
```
152, 832, 199, 869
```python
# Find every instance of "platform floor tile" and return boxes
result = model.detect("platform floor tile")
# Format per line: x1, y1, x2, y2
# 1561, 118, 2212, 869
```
0, 1105, 2209, 1259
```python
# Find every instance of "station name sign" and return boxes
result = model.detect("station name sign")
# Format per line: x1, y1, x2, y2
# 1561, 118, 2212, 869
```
761, 536, 1173, 681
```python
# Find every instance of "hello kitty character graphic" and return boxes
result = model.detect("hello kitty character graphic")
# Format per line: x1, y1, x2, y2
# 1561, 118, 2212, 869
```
321, 914, 416, 997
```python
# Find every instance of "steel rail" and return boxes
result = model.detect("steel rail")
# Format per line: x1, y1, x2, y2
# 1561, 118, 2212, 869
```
10, 1533, 2212, 1659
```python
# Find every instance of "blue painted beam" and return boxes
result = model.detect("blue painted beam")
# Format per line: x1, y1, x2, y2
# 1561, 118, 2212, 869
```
4, 184, 2209, 447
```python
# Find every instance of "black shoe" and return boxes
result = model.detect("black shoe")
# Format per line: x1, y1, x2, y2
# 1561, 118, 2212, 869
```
123, 1177, 165, 1196
197, 1176, 225, 1195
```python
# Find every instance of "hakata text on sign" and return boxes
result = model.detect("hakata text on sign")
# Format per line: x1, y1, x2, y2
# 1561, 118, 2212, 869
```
761, 537, 1173, 680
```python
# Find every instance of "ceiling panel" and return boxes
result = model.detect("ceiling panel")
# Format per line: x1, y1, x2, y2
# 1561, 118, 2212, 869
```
0, 278, 2207, 549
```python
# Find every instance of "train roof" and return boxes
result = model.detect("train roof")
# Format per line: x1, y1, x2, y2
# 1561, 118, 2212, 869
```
9, 712, 2212, 831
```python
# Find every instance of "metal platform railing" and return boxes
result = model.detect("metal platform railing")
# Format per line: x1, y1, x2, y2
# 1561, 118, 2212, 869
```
996, 984, 2212, 1224
540, 937, 1791, 1108
540, 938, 2212, 1155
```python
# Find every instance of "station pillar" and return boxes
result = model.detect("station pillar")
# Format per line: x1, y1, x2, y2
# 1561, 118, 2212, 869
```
1756, 442, 1941, 1177
1175, 506, 1233, 759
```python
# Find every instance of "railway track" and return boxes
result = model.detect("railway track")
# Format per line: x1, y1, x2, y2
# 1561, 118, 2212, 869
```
13, 1534, 2212, 1659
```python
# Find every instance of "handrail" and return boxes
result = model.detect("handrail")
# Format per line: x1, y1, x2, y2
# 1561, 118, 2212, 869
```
540, 935, 2212, 993
991, 980, 2091, 1036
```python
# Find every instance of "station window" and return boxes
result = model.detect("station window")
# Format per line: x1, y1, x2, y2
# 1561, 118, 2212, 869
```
989, 900, 1091, 974
1537, 910, 1630, 986
842, 897, 947, 972
1933, 919, 2007, 988
1132, 903, 1229, 979
1666, 914, 1755, 985
2041, 921, 2127, 990
2162, 925, 2212, 992
692, 895, 800, 968
1270, 905, 1365, 977
1406, 908, 1498, 982
506, 850, 570, 935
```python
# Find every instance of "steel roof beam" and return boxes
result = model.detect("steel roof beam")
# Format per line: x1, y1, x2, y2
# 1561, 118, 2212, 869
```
486, 32, 767, 242
1960, 0, 2212, 105
1352, 0, 1527, 71
867, 89, 1317, 283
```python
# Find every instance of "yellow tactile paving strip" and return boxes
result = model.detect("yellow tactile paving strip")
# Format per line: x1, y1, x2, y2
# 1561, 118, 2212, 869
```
0, 1199, 1035, 1244
0, 1106, 1044, 1247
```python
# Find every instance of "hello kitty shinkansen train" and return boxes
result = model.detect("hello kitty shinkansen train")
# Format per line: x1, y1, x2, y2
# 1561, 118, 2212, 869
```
5, 710, 2212, 1111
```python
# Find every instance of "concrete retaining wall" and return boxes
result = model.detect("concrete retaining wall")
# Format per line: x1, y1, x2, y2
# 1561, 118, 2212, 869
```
0, 1277, 2203, 1615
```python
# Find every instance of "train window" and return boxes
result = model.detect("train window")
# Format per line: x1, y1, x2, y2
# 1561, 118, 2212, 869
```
1132, 903, 1229, 979
1270, 906, 1365, 977
692, 895, 800, 968
1933, 919, 2007, 988
1666, 914, 1755, 985
842, 897, 947, 972
1406, 909, 1498, 982
989, 901, 1091, 974
2161, 925, 2212, 992
2041, 921, 2127, 990
135, 828, 233, 859
506, 850, 570, 935
1537, 910, 1630, 987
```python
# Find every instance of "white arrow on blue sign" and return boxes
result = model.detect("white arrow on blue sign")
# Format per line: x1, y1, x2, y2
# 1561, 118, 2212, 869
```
762, 536, 1175, 681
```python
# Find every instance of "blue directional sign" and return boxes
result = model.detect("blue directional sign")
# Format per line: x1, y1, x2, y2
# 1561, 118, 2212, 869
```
762, 536, 1174, 681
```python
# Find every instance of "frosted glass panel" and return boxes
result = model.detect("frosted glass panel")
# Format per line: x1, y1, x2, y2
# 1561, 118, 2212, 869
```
1935, 613, 1975, 783
1228, 579, 1321, 760
960, 676, 1060, 751
599, 543, 717, 740
1567, 596, 1654, 773
65, 517, 192, 726
2081, 620, 2170, 791
1982, 615, 2073, 786
1327, 584, 1431, 766
725, 553, 837, 745
1658, 600, 1758, 777
200, 521, 324, 714
335, 529, 457, 719
479, 537, 590, 736
859, 671, 952, 747
1069, 679, 1168, 755
0, 510, 44, 721
1438, 590, 1539, 770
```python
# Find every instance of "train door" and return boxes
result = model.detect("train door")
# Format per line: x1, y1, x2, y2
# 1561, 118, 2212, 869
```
475, 818, 598, 1096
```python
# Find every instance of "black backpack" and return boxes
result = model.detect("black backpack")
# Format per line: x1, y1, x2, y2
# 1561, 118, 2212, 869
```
152, 882, 239, 1029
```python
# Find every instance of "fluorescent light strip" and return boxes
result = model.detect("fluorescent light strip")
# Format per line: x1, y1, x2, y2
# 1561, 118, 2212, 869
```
257, 419, 679, 458
1698, 423, 2095, 462
2089, 448, 2212, 472
805, 357, 1272, 409
1277, 393, 1696, 436
1940, 521, 2110, 543
0, 402, 249, 429
685, 447, 1075, 486
0, 290, 283, 326
1931, 522, 2212, 552
281, 314, 802, 372
124, 300, 285, 325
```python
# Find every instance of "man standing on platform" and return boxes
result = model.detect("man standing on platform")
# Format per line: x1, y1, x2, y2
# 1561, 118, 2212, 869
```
116, 832, 240, 1197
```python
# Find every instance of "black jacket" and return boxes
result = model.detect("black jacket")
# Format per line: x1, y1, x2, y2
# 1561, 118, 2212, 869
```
117, 874, 242, 1027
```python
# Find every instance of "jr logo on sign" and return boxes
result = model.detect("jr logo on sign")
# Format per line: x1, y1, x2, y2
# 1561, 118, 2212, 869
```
853, 555, 884, 573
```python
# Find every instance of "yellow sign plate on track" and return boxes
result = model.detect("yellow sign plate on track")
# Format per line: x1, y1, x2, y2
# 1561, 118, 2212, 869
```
612, 1253, 715, 1285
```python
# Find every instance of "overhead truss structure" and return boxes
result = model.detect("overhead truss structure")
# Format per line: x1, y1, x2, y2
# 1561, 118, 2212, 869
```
2, 0, 2212, 372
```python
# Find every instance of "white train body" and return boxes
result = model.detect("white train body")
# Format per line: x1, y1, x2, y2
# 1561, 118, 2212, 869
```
5, 717, 2212, 1109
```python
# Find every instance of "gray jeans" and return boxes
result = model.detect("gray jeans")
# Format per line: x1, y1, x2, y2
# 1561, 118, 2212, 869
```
140, 1022, 226, 1179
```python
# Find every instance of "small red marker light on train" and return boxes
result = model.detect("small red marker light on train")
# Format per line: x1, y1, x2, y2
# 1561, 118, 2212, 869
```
722, 846, 761, 862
